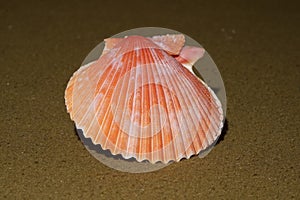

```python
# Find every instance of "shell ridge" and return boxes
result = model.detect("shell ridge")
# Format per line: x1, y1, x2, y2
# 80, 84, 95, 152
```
125, 49, 141, 158
79, 94, 105, 139
125, 50, 143, 158
142, 50, 156, 162
202, 81, 224, 130
144, 49, 163, 163
188, 80, 217, 148
197, 80, 223, 143
106, 49, 135, 152
182, 71, 223, 148
148, 49, 173, 163
131, 48, 163, 160
65, 73, 76, 116
177, 65, 212, 150
166, 58, 206, 156
135, 48, 166, 162
76, 63, 113, 130
152, 55, 168, 162
157, 55, 194, 160
71, 58, 119, 123
150, 48, 188, 161
138, 48, 148, 161
163, 58, 198, 161
70, 62, 97, 120
163, 56, 222, 157
158, 53, 201, 159
134, 52, 144, 161
72, 75, 99, 134
137, 48, 162, 162
175, 62, 216, 148
66, 63, 97, 138
143, 50, 156, 162
123, 51, 138, 158
93, 54, 133, 143
91, 59, 125, 143
95, 51, 127, 149
112, 50, 136, 154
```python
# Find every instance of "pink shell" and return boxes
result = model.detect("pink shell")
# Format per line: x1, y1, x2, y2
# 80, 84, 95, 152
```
65, 34, 223, 164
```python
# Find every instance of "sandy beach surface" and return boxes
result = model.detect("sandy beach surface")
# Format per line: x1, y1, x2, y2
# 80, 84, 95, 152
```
1, 0, 299, 199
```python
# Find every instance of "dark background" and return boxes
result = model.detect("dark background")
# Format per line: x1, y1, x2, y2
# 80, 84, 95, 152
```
1, 0, 299, 199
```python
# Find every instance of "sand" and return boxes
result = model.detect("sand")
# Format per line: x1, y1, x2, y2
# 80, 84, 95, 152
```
0, 0, 299, 199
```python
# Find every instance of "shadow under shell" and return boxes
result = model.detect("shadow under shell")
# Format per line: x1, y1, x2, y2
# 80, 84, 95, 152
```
76, 128, 170, 173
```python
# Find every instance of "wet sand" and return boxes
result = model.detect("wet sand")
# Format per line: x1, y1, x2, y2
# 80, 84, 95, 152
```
1, 0, 299, 199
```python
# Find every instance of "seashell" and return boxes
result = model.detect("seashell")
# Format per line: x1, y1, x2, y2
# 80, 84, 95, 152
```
65, 34, 224, 164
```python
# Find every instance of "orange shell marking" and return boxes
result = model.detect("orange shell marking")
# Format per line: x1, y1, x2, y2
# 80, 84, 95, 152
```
65, 34, 223, 164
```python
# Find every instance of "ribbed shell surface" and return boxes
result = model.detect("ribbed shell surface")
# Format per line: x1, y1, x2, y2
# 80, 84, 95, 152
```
65, 35, 223, 164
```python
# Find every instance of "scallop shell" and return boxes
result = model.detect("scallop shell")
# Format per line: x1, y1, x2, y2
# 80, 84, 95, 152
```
65, 34, 224, 164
